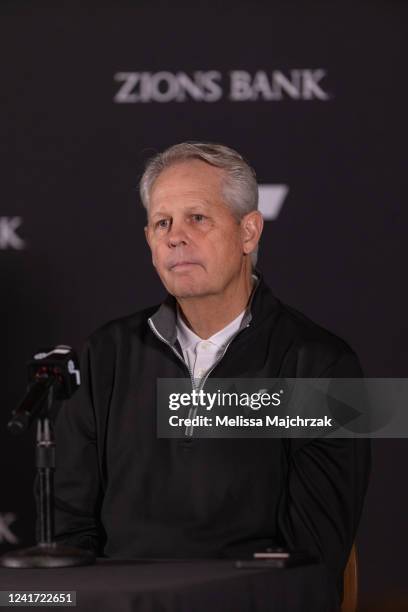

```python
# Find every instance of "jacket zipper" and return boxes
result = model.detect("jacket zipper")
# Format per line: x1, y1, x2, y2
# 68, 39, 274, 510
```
148, 318, 197, 387
183, 322, 251, 436
148, 317, 250, 438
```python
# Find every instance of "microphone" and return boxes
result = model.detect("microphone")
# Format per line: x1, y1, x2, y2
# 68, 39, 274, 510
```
7, 345, 80, 434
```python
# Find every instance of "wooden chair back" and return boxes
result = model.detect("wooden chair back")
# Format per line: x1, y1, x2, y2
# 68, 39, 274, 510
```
342, 544, 358, 612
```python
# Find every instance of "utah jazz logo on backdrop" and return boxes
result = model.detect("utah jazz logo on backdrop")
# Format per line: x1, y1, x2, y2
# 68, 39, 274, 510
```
0, 513, 18, 545
0, 217, 25, 250
258, 186, 288, 220
113, 70, 330, 103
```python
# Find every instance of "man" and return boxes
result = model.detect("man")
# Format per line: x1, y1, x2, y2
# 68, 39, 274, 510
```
54, 142, 370, 600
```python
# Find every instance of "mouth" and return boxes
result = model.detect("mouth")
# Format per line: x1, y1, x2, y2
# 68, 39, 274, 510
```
169, 262, 200, 271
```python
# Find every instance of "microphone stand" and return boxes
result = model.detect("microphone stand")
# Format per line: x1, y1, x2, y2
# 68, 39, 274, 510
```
0, 385, 95, 568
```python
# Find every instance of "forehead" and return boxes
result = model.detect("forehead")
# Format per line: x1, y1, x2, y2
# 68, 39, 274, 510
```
149, 160, 226, 211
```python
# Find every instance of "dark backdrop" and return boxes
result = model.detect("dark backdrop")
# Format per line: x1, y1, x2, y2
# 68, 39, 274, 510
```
1, 2, 407, 607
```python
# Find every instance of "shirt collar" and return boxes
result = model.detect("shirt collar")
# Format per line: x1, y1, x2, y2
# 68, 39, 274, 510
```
148, 272, 260, 349
176, 305, 246, 352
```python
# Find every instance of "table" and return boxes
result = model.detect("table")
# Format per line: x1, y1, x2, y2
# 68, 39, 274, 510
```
0, 559, 339, 611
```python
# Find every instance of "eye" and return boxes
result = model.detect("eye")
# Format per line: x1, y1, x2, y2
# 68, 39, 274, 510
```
192, 214, 205, 223
155, 219, 170, 229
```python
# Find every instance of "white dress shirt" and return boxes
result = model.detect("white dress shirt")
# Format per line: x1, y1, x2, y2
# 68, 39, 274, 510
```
176, 306, 245, 384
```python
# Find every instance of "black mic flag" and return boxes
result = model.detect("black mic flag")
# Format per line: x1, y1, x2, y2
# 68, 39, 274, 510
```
7, 345, 80, 434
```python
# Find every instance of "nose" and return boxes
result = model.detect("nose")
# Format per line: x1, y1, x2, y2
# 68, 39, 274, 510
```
167, 218, 188, 248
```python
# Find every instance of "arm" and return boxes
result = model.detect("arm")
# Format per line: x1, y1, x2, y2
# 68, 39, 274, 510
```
277, 351, 371, 589
52, 341, 105, 554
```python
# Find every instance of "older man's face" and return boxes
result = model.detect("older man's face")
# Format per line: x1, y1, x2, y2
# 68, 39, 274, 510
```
145, 159, 251, 299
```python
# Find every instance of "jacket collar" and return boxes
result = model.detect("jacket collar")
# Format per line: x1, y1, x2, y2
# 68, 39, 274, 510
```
148, 269, 276, 347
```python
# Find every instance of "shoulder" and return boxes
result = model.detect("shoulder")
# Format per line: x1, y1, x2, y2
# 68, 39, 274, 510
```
256, 276, 355, 362
273, 298, 362, 375
85, 304, 160, 354
280, 300, 352, 351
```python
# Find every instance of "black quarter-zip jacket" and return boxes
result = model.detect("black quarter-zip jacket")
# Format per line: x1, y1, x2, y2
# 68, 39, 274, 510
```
53, 274, 370, 595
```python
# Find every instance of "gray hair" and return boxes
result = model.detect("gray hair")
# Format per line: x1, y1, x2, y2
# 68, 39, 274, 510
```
139, 141, 260, 266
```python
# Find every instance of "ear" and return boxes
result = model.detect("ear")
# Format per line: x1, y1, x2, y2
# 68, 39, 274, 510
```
240, 211, 264, 256
144, 224, 151, 248
144, 223, 158, 269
